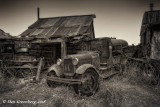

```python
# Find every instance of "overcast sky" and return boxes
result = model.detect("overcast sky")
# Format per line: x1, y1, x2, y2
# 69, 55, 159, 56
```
0, 0, 160, 45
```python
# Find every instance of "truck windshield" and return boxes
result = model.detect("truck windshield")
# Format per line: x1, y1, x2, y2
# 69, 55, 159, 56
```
66, 42, 79, 55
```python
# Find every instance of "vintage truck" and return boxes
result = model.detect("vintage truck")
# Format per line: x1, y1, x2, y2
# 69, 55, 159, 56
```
32, 36, 128, 96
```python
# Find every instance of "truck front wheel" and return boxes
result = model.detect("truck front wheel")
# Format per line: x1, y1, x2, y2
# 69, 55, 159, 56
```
73, 69, 99, 96
47, 71, 60, 88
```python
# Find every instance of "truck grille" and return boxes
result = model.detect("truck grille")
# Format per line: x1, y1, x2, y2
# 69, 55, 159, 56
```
64, 59, 74, 73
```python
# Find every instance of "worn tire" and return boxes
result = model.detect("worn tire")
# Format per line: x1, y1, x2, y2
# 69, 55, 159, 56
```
73, 69, 99, 96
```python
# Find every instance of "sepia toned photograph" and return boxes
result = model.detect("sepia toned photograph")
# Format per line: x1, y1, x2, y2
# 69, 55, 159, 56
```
0, 0, 160, 107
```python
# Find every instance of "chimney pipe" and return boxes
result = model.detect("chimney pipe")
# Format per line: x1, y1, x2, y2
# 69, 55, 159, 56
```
150, 3, 154, 11
37, 7, 40, 20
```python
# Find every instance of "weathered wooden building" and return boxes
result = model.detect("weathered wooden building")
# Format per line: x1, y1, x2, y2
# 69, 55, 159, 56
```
140, 10, 160, 60
19, 15, 96, 67
0, 29, 14, 60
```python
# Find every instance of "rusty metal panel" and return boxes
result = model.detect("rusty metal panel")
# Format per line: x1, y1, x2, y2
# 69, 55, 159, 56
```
19, 29, 32, 37
51, 26, 88, 37
29, 29, 44, 36
53, 26, 81, 36
61, 16, 92, 27
19, 28, 37, 37
53, 17, 67, 27
29, 19, 47, 29
45, 27, 58, 36
40, 18, 60, 28
66, 26, 81, 36
61, 16, 79, 27
53, 26, 71, 36
78, 26, 89, 35
40, 28, 51, 36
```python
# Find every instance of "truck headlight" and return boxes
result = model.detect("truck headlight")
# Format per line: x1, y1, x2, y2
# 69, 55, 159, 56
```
72, 58, 79, 65
57, 58, 62, 65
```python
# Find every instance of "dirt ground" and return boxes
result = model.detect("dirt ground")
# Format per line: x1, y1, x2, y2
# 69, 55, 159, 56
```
0, 74, 160, 107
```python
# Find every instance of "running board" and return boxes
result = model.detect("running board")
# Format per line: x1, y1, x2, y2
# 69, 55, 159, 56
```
99, 69, 119, 79
47, 76, 82, 85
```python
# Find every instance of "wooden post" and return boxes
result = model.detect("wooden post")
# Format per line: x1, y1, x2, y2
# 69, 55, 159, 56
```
36, 57, 43, 82
109, 42, 113, 67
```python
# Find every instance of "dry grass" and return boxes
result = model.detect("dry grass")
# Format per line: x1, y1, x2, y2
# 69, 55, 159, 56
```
122, 60, 160, 86
0, 76, 124, 107
0, 64, 160, 107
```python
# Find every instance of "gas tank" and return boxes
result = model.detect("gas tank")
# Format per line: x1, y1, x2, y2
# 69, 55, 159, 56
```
111, 39, 128, 48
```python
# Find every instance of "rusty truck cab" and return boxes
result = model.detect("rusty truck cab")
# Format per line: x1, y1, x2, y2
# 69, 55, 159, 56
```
45, 37, 100, 96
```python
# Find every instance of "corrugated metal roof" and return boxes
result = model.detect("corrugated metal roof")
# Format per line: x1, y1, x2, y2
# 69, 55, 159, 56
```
140, 10, 160, 36
142, 10, 160, 25
20, 14, 95, 38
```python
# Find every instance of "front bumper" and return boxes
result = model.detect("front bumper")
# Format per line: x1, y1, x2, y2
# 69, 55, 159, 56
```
47, 76, 82, 85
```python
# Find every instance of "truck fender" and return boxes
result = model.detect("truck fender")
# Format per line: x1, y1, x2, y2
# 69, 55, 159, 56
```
76, 64, 99, 76
48, 64, 63, 77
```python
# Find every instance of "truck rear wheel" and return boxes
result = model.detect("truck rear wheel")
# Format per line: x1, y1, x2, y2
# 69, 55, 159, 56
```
73, 69, 99, 96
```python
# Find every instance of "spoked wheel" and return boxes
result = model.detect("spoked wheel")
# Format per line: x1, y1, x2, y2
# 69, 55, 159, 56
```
15, 68, 25, 78
14, 68, 36, 78
73, 69, 99, 96
47, 71, 60, 88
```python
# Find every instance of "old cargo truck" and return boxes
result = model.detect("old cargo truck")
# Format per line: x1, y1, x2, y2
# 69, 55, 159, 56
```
34, 37, 128, 96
